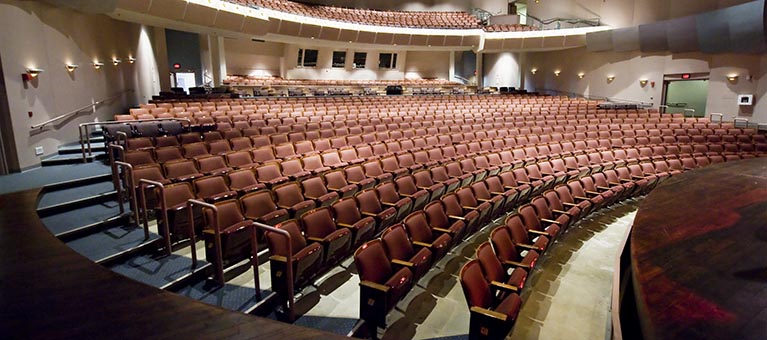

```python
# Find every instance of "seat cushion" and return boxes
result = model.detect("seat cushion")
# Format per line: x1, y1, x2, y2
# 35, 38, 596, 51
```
495, 293, 522, 320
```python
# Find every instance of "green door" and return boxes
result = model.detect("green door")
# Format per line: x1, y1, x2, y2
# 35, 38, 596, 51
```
664, 79, 708, 117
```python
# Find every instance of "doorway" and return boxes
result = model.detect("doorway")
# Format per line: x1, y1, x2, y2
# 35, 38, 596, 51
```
171, 72, 197, 94
661, 74, 709, 117
0, 52, 19, 174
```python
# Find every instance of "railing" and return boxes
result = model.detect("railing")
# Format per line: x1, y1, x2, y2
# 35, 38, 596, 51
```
78, 118, 190, 162
537, 89, 653, 107
522, 13, 601, 30
30, 90, 132, 130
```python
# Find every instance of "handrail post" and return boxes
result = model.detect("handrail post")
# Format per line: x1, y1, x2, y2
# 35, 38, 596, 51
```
683, 108, 695, 118
258, 223, 295, 322
140, 179, 171, 253
109, 144, 125, 195
733, 117, 749, 129
658, 105, 668, 114
709, 113, 724, 125
189, 199, 224, 286
79, 125, 87, 162
114, 161, 140, 230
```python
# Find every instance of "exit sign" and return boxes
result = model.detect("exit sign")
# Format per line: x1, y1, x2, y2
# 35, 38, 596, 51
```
682, 73, 691, 79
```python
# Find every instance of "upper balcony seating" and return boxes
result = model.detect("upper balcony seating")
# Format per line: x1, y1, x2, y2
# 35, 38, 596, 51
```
232, 0, 481, 29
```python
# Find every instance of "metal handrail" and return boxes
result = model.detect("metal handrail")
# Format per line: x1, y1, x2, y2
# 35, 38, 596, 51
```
30, 90, 132, 130
709, 113, 724, 124
79, 118, 190, 162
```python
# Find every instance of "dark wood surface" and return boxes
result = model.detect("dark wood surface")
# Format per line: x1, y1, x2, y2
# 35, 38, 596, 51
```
631, 158, 767, 340
0, 188, 347, 339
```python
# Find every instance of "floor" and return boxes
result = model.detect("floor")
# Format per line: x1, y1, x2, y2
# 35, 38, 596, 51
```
0, 162, 110, 195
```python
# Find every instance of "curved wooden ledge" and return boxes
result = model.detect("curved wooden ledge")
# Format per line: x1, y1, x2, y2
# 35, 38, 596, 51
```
0, 188, 345, 339
630, 157, 767, 340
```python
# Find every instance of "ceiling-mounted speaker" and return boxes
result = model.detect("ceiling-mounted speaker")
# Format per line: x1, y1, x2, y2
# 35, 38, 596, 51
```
639, 21, 668, 52
586, 30, 613, 52
666, 16, 699, 53
42, 0, 117, 14
612, 27, 639, 52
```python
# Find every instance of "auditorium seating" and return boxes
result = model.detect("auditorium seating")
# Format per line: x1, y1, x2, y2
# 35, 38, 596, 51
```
107, 92, 766, 338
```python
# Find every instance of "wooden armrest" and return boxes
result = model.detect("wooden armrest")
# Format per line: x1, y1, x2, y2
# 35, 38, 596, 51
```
491, 281, 519, 293
361, 211, 377, 217
491, 191, 506, 196
619, 178, 633, 183
608, 182, 622, 186
306, 236, 325, 243
477, 198, 492, 203
449, 215, 466, 221
360, 280, 390, 292
277, 204, 291, 210
517, 180, 532, 185
337, 222, 353, 228
268, 255, 288, 263
574, 196, 590, 201
469, 306, 508, 322
528, 229, 550, 236
391, 259, 414, 267
585, 190, 601, 196
462, 205, 479, 210
400, 193, 414, 198
382, 202, 397, 207
528, 176, 542, 181
562, 202, 579, 207
540, 218, 561, 225
552, 209, 571, 216
412, 241, 432, 248
432, 227, 452, 234
596, 186, 611, 191
631, 175, 646, 180
503, 260, 531, 269
504, 185, 517, 190
516, 243, 542, 251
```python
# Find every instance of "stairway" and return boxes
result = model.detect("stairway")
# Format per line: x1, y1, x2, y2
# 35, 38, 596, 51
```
35, 163, 271, 315
40, 130, 107, 166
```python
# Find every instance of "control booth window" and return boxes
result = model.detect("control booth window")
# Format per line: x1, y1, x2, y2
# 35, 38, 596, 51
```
379, 53, 398, 69
332, 51, 346, 68
297, 48, 318, 67
353, 52, 367, 69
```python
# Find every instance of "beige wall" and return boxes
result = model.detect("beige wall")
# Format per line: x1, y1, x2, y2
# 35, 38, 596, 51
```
225, 38, 284, 77
404, 51, 451, 80
527, 0, 754, 28
524, 47, 765, 123
0, 0, 142, 169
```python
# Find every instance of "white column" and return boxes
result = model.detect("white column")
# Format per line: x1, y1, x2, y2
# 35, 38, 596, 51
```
482, 52, 521, 88
449, 51, 456, 83
476, 52, 484, 88
199, 34, 214, 87
210, 35, 227, 86
152, 26, 171, 91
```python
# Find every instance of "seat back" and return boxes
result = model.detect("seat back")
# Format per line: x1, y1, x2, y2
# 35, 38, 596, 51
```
194, 176, 230, 200
380, 224, 416, 261
459, 259, 492, 309
402, 211, 433, 243
274, 182, 305, 206
356, 189, 383, 214
266, 220, 306, 258
476, 242, 507, 284
331, 197, 363, 225
300, 207, 337, 239
301, 177, 329, 197
354, 239, 393, 284
240, 190, 279, 219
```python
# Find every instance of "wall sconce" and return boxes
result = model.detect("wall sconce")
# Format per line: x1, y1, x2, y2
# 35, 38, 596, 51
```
577, 72, 585, 79
639, 79, 648, 87
727, 74, 738, 83
554, 70, 561, 77
128, 57, 136, 64
607, 75, 616, 82
23, 68, 44, 81
112, 58, 122, 66
93, 61, 104, 69
531, 68, 538, 75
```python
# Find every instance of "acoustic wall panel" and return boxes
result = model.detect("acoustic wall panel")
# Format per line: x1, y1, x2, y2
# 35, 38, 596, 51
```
727, 0, 766, 53
666, 16, 699, 53
696, 10, 731, 53
639, 22, 668, 52
318, 27, 340, 41
586, 30, 614, 52
612, 27, 640, 52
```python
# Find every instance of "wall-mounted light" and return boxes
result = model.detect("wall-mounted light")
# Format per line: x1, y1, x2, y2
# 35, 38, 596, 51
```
93, 61, 104, 69
639, 79, 648, 87
727, 74, 738, 83
23, 68, 44, 81
128, 57, 136, 64
577, 72, 585, 79
554, 70, 561, 77
112, 58, 122, 66
607, 75, 616, 82
65, 64, 79, 72
531, 68, 538, 75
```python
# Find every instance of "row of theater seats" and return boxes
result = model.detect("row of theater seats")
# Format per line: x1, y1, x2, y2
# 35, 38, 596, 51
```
223, 75, 460, 87
483, 24, 539, 32
350, 147, 761, 337
243, 0, 481, 29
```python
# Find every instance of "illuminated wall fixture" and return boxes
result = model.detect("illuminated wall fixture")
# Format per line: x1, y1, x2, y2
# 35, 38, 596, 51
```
65, 64, 79, 72
639, 79, 649, 87
93, 61, 104, 69
607, 75, 616, 82
727, 74, 738, 83
530, 68, 538, 75
23, 68, 44, 81
554, 70, 561, 77
112, 58, 122, 66
577, 72, 585, 79
128, 57, 136, 64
